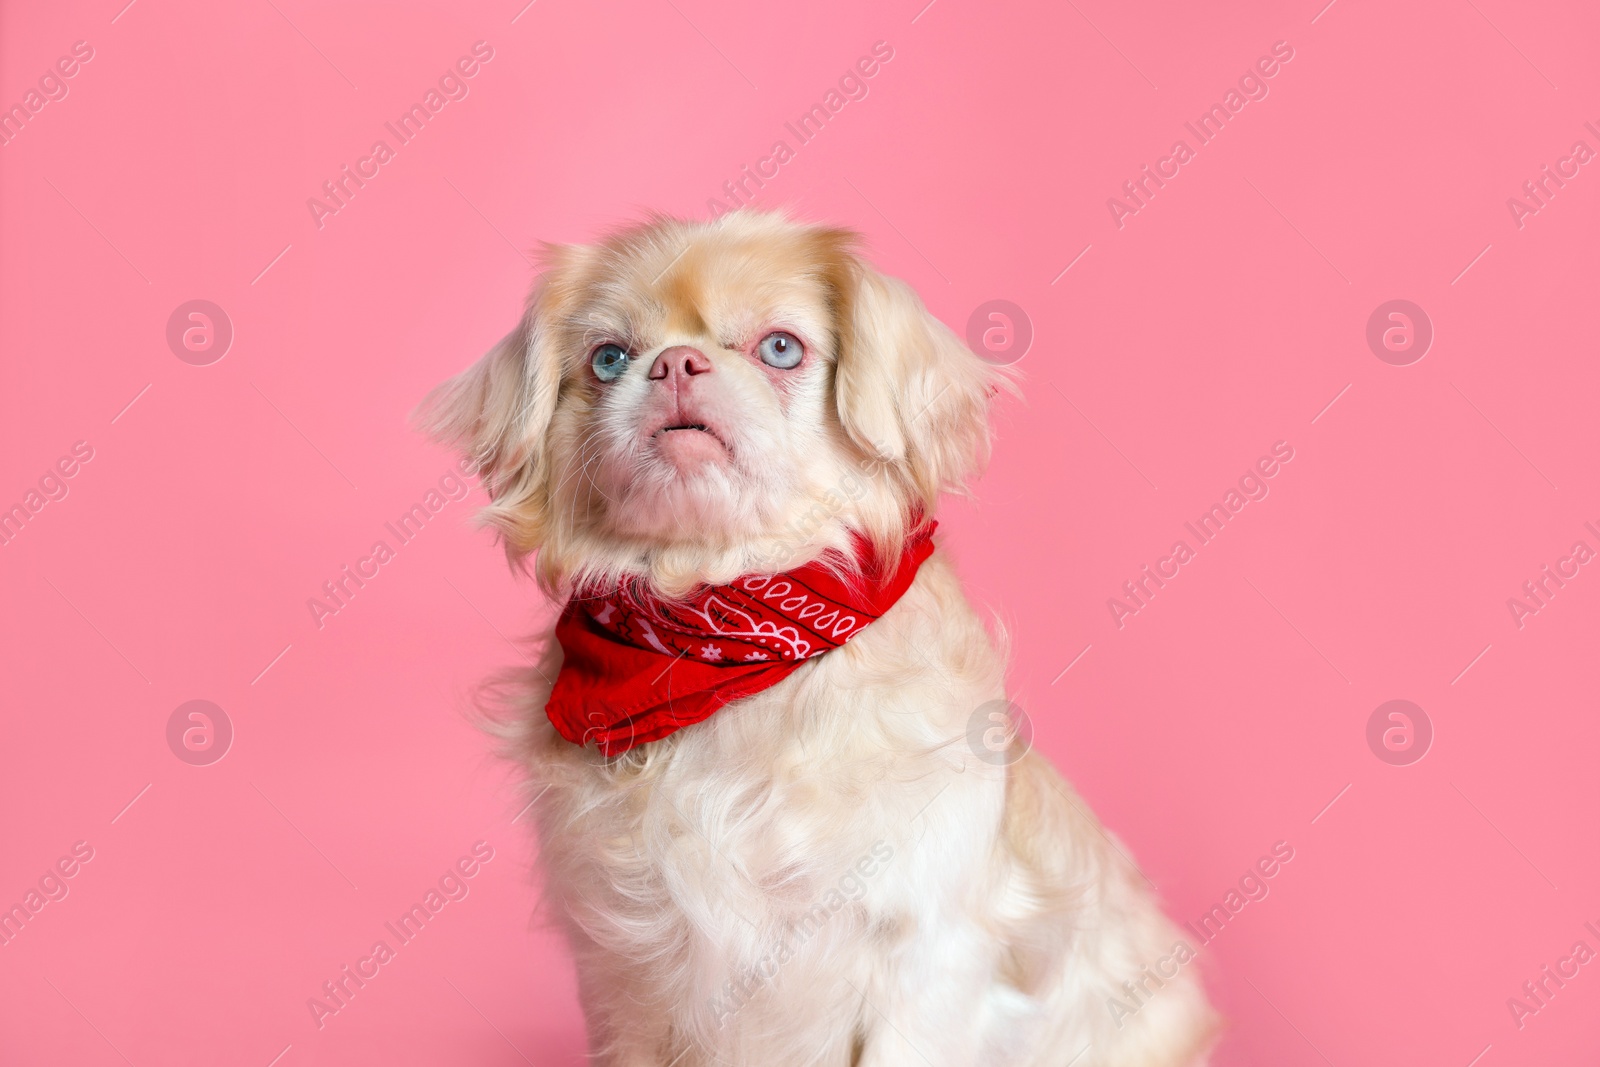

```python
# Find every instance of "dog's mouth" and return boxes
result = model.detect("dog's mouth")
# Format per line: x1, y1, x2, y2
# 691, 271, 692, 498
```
650, 419, 730, 464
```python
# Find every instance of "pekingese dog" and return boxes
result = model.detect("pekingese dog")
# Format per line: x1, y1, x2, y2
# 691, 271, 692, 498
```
420, 211, 1216, 1066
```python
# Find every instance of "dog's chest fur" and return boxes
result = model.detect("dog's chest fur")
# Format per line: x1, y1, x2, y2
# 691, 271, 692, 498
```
527, 559, 1011, 1038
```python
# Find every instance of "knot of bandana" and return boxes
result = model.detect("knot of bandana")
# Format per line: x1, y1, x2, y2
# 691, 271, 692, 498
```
545, 523, 937, 755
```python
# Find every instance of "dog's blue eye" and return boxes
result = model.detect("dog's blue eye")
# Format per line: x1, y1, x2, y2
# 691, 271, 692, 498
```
756, 331, 802, 369
590, 343, 629, 382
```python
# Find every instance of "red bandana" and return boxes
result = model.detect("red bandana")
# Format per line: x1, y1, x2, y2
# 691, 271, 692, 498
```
546, 523, 937, 755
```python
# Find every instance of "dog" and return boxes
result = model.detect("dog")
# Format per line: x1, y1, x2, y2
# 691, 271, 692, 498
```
419, 210, 1216, 1066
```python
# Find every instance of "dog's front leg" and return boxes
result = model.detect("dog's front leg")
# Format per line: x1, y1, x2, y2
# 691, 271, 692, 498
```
851, 903, 1000, 1067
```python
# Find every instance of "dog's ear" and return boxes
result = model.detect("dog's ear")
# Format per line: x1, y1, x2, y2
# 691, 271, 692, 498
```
414, 265, 573, 555
832, 255, 1010, 509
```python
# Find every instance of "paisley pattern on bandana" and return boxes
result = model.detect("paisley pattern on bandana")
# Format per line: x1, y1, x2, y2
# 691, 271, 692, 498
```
545, 523, 937, 755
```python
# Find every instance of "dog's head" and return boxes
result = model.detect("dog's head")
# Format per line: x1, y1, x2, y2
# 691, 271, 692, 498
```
418, 210, 1008, 593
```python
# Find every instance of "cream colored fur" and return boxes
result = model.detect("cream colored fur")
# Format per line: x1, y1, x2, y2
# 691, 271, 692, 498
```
421, 210, 1217, 1066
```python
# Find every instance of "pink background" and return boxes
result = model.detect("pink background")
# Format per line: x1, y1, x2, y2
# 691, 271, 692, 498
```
2, 0, 1598, 1063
